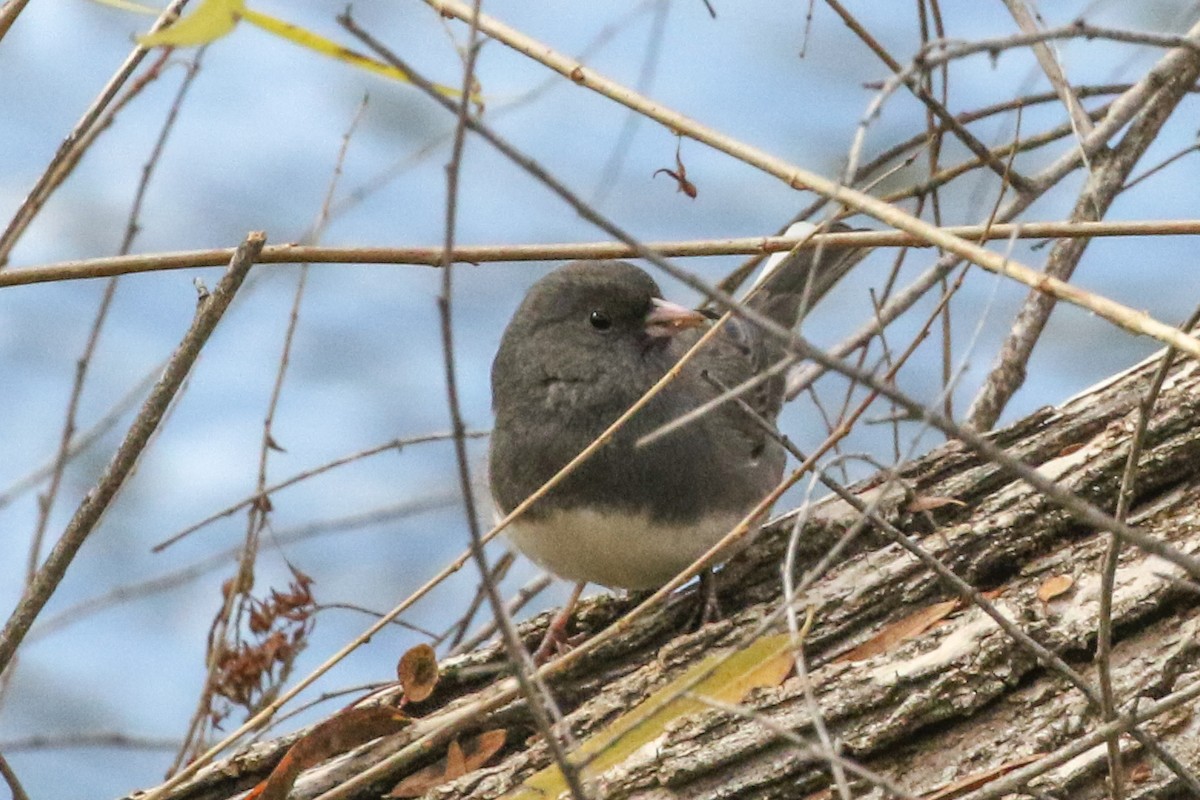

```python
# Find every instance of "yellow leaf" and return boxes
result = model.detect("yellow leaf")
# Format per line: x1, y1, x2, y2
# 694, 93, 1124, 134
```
137, 0, 244, 46
240, 9, 469, 99
506, 634, 794, 799
99, 0, 479, 101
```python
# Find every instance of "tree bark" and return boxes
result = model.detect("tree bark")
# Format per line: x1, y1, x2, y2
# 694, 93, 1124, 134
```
129, 347, 1200, 800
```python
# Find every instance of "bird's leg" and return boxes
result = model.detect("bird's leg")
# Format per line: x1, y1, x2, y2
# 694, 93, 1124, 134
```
532, 580, 586, 665
696, 568, 723, 627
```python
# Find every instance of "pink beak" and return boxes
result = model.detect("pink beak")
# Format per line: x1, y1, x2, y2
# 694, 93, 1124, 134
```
644, 297, 707, 338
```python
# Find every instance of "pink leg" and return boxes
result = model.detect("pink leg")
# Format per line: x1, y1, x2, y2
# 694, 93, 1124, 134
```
533, 581, 586, 665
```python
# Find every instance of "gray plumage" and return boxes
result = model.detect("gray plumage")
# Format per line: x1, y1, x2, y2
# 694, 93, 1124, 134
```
489, 233, 861, 589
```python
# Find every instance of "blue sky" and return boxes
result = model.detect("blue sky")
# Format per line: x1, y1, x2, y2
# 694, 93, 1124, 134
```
1, 1, 1198, 796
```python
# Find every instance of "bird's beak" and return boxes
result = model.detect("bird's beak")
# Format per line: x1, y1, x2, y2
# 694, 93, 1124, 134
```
644, 298, 707, 338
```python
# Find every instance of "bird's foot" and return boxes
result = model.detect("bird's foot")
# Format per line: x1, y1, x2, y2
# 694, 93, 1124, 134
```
531, 614, 574, 665
694, 568, 723, 628
531, 581, 587, 665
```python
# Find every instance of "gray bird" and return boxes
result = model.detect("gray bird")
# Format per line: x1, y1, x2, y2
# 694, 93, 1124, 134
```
489, 225, 862, 650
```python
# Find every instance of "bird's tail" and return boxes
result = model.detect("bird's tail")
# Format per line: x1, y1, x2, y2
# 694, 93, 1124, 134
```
744, 221, 867, 329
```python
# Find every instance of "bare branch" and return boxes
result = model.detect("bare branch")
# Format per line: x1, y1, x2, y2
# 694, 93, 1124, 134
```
0, 231, 265, 676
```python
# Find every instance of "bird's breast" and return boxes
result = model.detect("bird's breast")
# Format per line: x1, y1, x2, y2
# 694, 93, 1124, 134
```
506, 506, 750, 590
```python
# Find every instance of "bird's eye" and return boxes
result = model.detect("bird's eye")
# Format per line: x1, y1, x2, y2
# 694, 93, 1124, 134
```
589, 310, 612, 330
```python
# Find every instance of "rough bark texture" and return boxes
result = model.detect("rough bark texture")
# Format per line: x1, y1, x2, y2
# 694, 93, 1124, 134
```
129, 349, 1200, 800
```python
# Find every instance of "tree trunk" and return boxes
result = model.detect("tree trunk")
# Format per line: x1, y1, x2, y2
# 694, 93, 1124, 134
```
130, 348, 1200, 800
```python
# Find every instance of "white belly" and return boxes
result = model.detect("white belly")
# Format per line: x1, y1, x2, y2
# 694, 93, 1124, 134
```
506, 507, 748, 590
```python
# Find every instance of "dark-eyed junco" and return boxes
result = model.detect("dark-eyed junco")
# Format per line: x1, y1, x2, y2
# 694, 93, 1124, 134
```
489, 224, 862, 641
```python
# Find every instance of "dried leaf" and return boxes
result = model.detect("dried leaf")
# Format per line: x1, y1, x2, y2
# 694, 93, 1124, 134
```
837, 599, 960, 662
906, 494, 966, 512
507, 634, 793, 800
1057, 442, 1085, 456
247, 706, 410, 800
920, 753, 1044, 799
652, 139, 698, 198
1128, 761, 1153, 783
397, 643, 439, 702
1037, 575, 1074, 602
653, 167, 697, 198
444, 740, 466, 779
387, 729, 507, 798
121, 0, 472, 99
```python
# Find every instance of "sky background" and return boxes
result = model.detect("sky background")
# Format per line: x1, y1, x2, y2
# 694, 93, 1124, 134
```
1, 1, 1199, 797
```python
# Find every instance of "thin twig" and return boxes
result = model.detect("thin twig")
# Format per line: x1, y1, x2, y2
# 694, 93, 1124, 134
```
739, 378, 1200, 793
691, 694, 915, 799
434, 1, 588, 794
960, 675, 1200, 800
0, 0, 192, 264
851, 83, 1156, 190
0, 0, 33, 42
1001, 1, 1093, 138
824, 0, 1031, 189
351, 0, 1200, 623
29, 496, 453, 641
25, 44, 204, 612
25, 278, 118, 583
4, 219, 1200, 289
0, 231, 264, 676
877, 102, 1110, 205
440, 551, 515, 649
916, 20, 1200, 70
448, 571, 555, 656
0, 363, 160, 512
1095, 303, 1200, 797
967, 24, 1200, 429
1, 733, 178, 752
177, 89, 374, 766
373, 13, 1200, 584
1123, 137, 1200, 190
151, 431, 484, 552
788, 17, 1200, 401
314, 604, 439, 639
347, 0, 1200, 599
0, 751, 30, 800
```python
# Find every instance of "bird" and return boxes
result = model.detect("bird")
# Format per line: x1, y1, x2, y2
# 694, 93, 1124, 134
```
489, 223, 863, 657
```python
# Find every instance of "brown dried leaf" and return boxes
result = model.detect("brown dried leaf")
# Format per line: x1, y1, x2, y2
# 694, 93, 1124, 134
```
837, 599, 960, 662
248, 706, 411, 800
920, 753, 1044, 799
443, 740, 466, 780
1128, 761, 1153, 783
906, 493, 966, 513
397, 643, 439, 702
387, 729, 507, 798
1037, 574, 1074, 602
652, 139, 698, 198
